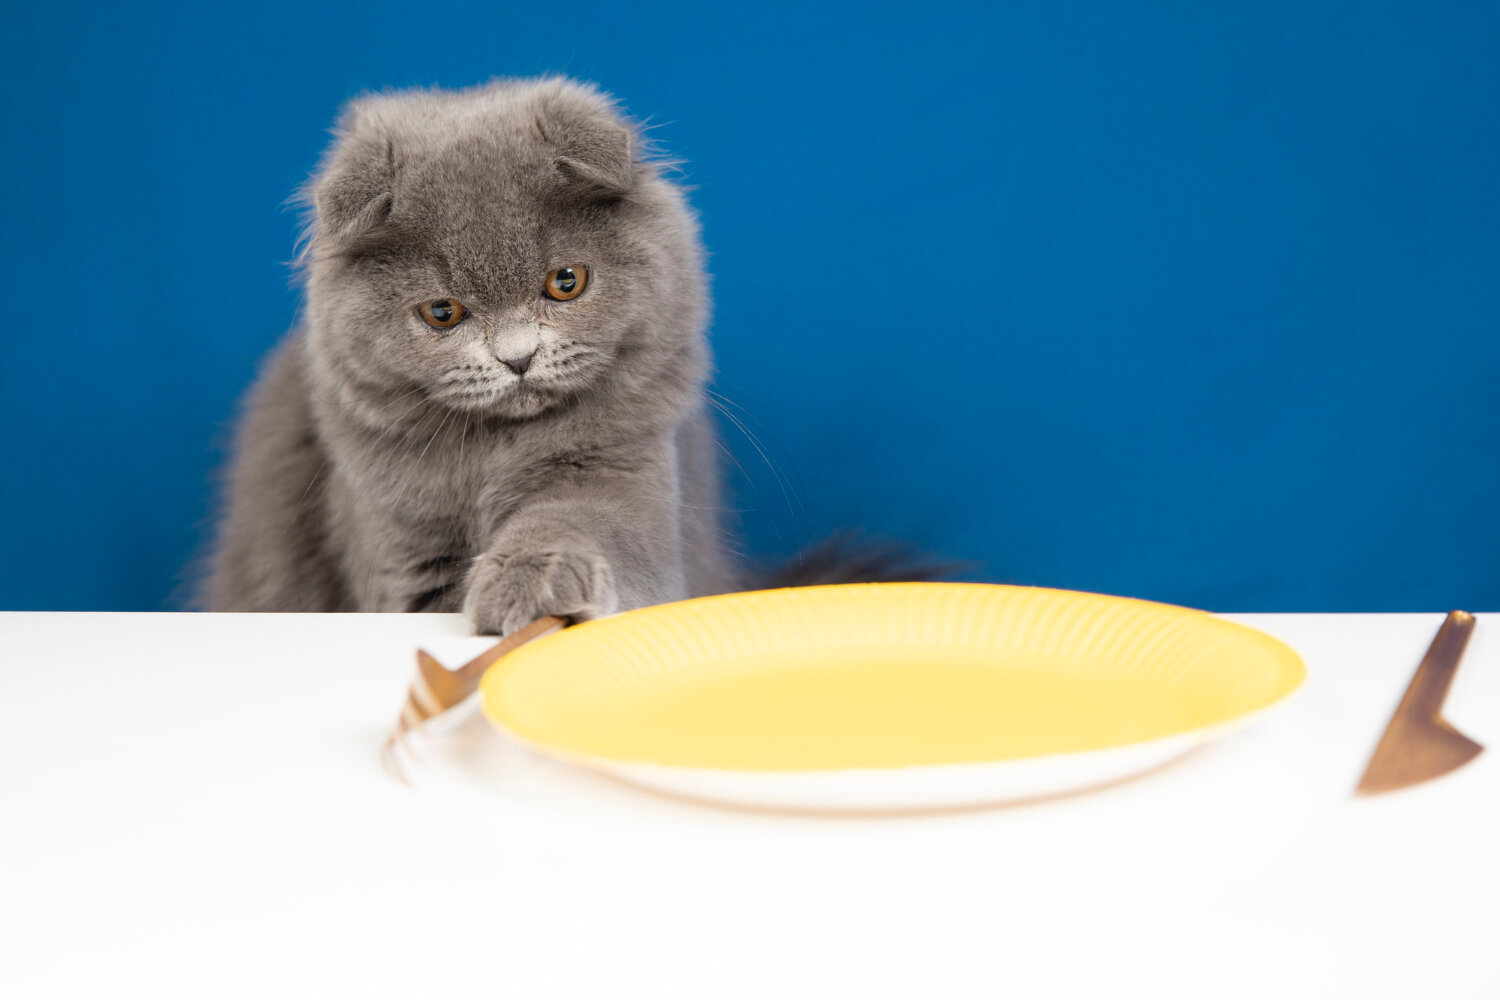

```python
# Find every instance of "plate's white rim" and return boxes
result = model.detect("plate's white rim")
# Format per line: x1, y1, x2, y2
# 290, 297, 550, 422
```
487, 695, 1299, 812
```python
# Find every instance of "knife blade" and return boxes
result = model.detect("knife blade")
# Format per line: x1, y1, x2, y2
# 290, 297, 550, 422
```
1355, 610, 1484, 795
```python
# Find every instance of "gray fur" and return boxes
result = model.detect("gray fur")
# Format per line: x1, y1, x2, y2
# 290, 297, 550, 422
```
209, 77, 739, 632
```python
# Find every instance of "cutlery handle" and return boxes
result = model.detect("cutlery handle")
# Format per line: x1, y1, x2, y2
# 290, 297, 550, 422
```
1403, 610, 1475, 722
451, 615, 571, 685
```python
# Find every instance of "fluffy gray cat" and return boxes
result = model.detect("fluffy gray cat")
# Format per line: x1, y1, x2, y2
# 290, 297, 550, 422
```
209, 77, 926, 633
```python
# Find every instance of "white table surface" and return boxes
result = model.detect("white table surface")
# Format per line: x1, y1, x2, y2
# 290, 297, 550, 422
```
2, 610, 1496, 999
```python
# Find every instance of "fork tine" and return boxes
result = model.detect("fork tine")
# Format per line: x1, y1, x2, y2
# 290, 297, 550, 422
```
381, 616, 569, 781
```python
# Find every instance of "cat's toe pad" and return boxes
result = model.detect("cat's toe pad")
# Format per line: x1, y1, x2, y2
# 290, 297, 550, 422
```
463, 544, 619, 636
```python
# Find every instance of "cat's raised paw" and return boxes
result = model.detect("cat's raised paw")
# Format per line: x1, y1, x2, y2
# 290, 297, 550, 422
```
463, 543, 619, 636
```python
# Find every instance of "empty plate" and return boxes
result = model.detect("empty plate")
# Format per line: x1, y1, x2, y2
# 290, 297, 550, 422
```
479, 583, 1305, 810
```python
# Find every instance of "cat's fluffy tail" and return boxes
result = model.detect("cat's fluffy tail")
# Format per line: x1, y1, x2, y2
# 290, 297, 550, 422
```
755, 532, 969, 589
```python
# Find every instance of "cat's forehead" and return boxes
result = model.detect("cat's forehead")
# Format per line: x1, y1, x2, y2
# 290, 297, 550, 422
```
382, 84, 626, 228
393, 131, 587, 293
394, 112, 559, 208
371, 82, 623, 185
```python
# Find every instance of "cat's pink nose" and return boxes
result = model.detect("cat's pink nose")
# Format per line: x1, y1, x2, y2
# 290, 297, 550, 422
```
500, 351, 535, 376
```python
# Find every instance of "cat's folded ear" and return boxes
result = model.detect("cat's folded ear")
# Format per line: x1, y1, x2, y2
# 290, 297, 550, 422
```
306, 104, 397, 250
535, 86, 637, 197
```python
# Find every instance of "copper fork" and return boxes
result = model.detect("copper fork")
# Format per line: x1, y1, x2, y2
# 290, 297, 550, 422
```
382, 615, 567, 783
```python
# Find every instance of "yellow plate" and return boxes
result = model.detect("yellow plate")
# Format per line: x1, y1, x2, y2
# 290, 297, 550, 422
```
479, 583, 1304, 810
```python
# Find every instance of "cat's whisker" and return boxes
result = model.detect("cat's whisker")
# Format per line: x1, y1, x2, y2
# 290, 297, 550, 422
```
708, 435, 758, 506
709, 390, 809, 527
311, 362, 411, 409
395, 401, 444, 447
416, 408, 456, 464
704, 387, 762, 419
705, 394, 806, 536
298, 460, 328, 505
386, 410, 449, 503
359, 393, 433, 452
703, 430, 787, 541
375, 385, 427, 411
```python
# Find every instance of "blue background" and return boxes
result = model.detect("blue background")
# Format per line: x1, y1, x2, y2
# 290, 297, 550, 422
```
2, 1, 1497, 612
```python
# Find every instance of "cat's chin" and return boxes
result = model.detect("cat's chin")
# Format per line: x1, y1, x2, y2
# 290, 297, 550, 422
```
437, 382, 558, 420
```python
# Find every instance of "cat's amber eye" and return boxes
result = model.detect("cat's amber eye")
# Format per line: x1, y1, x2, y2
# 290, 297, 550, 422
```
543, 266, 588, 301
417, 299, 466, 329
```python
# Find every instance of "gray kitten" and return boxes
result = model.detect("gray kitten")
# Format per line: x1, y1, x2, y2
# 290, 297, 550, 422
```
209, 78, 738, 632
209, 77, 936, 632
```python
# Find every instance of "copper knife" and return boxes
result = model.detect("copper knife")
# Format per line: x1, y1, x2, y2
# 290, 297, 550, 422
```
1355, 610, 1484, 795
